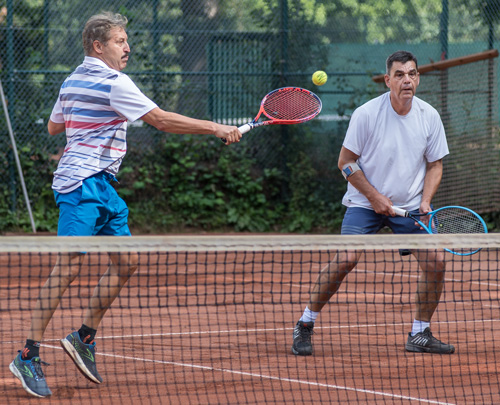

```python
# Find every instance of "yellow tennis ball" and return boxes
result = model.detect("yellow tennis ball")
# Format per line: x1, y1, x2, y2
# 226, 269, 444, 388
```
312, 70, 327, 86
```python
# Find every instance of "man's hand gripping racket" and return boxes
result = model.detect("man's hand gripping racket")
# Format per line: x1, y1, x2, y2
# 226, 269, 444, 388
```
392, 206, 488, 256
221, 87, 322, 144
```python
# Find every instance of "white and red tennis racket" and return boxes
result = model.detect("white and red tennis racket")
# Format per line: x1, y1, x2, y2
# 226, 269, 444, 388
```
221, 86, 322, 143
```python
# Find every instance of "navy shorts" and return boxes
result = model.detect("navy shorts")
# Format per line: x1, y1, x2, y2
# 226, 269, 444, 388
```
341, 207, 427, 235
54, 172, 131, 237
341, 207, 426, 255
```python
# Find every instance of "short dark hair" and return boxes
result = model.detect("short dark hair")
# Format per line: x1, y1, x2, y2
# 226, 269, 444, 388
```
82, 12, 128, 56
386, 50, 418, 75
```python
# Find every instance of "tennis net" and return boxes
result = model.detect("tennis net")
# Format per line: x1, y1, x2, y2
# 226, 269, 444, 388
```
2, 234, 500, 404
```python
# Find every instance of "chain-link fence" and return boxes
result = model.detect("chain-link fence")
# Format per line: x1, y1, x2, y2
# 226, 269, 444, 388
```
2, 0, 500, 233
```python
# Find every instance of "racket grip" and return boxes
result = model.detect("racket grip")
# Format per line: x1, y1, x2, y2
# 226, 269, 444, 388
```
392, 206, 408, 217
220, 123, 252, 144
237, 124, 252, 134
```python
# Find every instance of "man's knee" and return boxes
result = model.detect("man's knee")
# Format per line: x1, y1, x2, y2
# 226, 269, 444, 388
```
109, 252, 139, 277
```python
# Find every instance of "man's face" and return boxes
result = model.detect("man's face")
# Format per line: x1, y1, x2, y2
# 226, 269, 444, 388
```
384, 60, 420, 102
97, 27, 130, 71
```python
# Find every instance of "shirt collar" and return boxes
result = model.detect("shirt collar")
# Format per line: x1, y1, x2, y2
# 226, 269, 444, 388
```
83, 56, 116, 71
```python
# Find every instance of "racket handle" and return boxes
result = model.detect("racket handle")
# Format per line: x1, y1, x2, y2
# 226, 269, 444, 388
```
392, 206, 408, 217
237, 124, 252, 134
220, 123, 252, 144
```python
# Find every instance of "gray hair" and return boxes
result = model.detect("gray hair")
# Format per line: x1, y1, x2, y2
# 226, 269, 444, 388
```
386, 50, 418, 75
82, 12, 128, 56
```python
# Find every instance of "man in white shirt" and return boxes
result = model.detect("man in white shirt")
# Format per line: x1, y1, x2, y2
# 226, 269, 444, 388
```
291, 50, 454, 357
10, 12, 241, 398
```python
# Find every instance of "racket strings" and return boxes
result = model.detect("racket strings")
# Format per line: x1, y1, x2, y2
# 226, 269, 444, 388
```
432, 209, 485, 234
262, 89, 321, 121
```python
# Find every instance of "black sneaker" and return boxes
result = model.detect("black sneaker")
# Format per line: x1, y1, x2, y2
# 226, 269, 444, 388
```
291, 321, 314, 356
9, 352, 52, 397
60, 331, 103, 383
405, 327, 455, 354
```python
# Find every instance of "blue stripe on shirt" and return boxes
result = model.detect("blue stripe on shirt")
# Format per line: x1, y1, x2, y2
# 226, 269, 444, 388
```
87, 134, 126, 143
60, 93, 110, 106
62, 80, 111, 93
62, 107, 120, 118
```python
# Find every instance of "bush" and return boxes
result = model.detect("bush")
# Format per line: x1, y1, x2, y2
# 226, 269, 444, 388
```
1, 132, 346, 235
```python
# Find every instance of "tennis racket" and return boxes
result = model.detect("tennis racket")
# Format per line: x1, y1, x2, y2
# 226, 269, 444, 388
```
392, 206, 488, 256
221, 87, 322, 143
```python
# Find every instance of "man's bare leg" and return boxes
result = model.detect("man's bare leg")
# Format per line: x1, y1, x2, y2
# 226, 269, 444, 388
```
292, 251, 361, 356
59, 252, 139, 383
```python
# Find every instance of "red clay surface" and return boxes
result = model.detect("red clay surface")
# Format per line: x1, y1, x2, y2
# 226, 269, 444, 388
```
1, 249, 500, 404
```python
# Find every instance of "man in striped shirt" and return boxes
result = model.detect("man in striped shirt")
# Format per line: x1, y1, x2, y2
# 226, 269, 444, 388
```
10, 12, 242, 398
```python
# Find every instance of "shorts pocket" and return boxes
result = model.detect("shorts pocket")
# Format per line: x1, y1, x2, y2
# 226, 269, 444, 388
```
54, 186, 83, 207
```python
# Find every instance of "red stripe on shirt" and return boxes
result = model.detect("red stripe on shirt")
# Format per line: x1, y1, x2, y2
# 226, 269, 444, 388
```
78, 143, 99, 148
101, 145, 126, 152
66, 119, 125, 129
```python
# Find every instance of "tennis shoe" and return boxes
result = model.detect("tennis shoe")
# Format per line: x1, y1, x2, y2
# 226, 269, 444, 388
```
291, 321, 314, 356
405, 327, 455, 354
60, 331, 103, 383
9, 352, 52, 397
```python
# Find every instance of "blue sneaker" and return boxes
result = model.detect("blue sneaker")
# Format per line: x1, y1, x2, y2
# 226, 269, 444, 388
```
9, 352, 52, 397
60, 331, 103, 383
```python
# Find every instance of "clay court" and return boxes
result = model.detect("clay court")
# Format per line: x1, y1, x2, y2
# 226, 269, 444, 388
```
1, 236, 499, 404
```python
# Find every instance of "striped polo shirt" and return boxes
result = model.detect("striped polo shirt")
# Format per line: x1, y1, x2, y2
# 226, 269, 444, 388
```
50, 57, 157, 193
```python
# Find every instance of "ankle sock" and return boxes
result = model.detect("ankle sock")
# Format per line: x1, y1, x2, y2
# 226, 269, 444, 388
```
411, 319, 430, 336
299, 306, 319, 324
22, 339, 41, 360
78, 324, 97, 344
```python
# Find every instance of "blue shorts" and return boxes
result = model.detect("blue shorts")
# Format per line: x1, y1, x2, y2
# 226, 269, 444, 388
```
54, 172, 131, 237
341, 207, 426, 256
341, 207, 427, 235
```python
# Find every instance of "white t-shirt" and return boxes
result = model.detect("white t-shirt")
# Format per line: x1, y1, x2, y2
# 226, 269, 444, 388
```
342, 92, 449, 211
50, 57, 158, 193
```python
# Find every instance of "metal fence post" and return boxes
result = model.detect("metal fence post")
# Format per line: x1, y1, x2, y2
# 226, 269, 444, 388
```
6, 0, 16, 211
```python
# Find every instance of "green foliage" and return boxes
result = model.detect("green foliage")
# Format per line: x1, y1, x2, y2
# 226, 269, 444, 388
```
0, 141, 59, 233
4, 0, 500, 234
482, 211, 500, 232
281, 126, 346, 232
0, 131, 345, 235
118, 135, 340, 232
480, 0, 500, 24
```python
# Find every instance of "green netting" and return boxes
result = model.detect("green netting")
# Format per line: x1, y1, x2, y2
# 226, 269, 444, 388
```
2, 0, 500, 232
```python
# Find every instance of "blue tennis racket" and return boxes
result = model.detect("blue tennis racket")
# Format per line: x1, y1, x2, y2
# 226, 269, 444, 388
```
392, 206, 488, 256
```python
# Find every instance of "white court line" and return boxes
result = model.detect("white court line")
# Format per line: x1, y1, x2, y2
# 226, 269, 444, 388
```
41, 343, 456, 405
10, 267, 495, 403
22, 317, 494, 344
290, 267, 500, 289
7, 317, 496, 347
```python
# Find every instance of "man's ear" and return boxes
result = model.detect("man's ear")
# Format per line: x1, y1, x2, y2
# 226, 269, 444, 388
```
384, 74, 390, 88
93, 40, 103, 54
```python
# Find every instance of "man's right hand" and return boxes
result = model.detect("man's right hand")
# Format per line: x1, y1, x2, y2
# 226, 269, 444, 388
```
215, 124, 242, 145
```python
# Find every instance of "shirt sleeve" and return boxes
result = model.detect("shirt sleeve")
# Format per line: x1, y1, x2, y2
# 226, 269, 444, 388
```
49, 97, 65, 123
110, 74, 159, 122
425, 109, 449, 162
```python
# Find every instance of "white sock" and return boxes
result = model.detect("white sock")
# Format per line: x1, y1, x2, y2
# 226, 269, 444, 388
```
299, 306, 319, 324
411, 319, 430, 336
